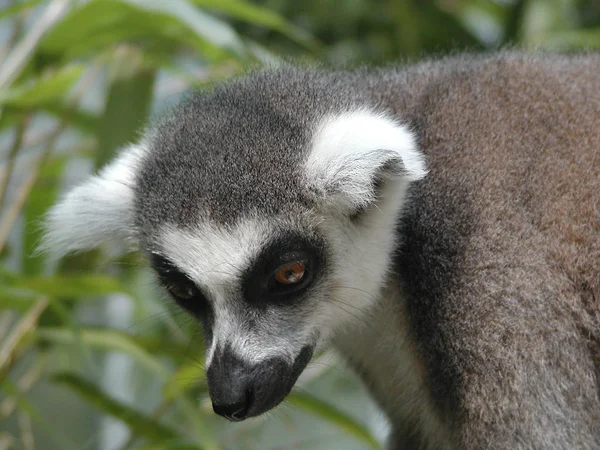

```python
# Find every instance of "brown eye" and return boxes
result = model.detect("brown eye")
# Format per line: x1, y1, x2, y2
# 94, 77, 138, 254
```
168, 283, 196, 300
274, 262, 306, 285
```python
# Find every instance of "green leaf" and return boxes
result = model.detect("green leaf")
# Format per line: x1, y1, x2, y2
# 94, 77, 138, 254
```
51, 372, 197, 446
0, 0, 45, 20
0, 377, 41, 419
41, 103, 100, 133
35, 327, 169, 377
131, 444, 207, 450
536, 28, 600, 49
39, 0, 245, 61
174, 396, 219, 450
159, 364, 219, 450
95, 58, 155, 169
0, 289, 40, 312
1, 374, 78, 449
7, 274, 129, 298
287, 391, 381, 449
33, 325, 216, 448
22, 157, 68, 275
189, 0, 318, 49
123, 0, 245, 54
0, 65, 84, 107
163, 362, 206, 400
0, 266, 19, 282
40, 1, 156, 58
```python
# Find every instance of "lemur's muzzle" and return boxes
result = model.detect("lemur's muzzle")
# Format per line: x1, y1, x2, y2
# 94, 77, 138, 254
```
207, 345, 313, 421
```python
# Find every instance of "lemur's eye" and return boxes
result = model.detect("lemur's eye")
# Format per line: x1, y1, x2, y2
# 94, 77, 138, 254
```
274, 261, 306, 285
168, 282, 198, 301
242, 235, 324, 304
150, 254, 208, 313
266, 257, 312, 297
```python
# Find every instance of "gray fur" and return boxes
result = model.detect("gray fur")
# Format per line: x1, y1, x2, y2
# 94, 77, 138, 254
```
135, 69, 360, 233
45, 51, 600, 449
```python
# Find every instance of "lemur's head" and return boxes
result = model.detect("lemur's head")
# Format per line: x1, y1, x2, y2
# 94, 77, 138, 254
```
44, 68, 426, 421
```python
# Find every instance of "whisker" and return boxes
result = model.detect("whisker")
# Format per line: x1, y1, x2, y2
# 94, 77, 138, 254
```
335, 284, 380, 302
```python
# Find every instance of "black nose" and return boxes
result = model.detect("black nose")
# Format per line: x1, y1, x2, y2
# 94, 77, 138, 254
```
212, 392, 252, 421
207, 345, 313, 421
206, 348, 258, 421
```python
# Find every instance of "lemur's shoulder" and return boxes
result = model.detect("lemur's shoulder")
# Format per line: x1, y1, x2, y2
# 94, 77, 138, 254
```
392, 50, 600, 306
389, 51, 600, 443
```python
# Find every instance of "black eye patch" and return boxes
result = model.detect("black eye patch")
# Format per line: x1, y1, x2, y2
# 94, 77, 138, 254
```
241, 232, 326, 307
150, 253, 210, 317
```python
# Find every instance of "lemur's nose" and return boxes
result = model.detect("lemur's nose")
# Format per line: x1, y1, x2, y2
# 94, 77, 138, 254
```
206, 345, 292, 421
207, 350, 255, 421
212, 394, 252, 421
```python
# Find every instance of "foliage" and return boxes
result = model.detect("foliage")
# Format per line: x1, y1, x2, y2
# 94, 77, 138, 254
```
0, 0, 598, 449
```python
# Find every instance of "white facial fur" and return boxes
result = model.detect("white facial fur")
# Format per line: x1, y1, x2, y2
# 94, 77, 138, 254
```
302, 111, 426, 340
157, 218, 303, 367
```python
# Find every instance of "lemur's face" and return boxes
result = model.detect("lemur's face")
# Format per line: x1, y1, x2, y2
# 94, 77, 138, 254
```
44, 69, 426, 420
147, 218, 330, 420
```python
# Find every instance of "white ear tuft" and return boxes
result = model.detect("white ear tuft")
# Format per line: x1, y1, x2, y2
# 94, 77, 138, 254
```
305, 110, 427, 211
40, 143, 146, 257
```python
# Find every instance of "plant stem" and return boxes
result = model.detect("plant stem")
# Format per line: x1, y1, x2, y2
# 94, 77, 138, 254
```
0, 311, 15, 342
0, 2, 26, 64
18, 411, 36, 450
0, 296, 49, 383
0, 116, 30, 210
0, 63, 101, 254
0, 127, 61, 254
0, 354, 46, 420
0, 433, 14, 450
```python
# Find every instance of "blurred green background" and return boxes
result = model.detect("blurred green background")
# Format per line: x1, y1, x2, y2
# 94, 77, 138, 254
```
0, 1, 598, 449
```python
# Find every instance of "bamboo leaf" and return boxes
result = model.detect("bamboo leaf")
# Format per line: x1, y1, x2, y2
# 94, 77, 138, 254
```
163, 362, 206, 400
39, 0, 245, 61
0, 289, 40, 312
35, 327, 218, 450
35, 327, 170, 377
94, 54, 155, 169
6, 274, 129, 298
22, 157, 67, 275
537, 28, 600, 48
0, 375, 77, 449
287, 391, 381, 449
40, 0, 163, 59
0, 0, 45, 20
41, 103, 100, 133
0, 65, 84, 107
189, 0, 317, 49
161, 365, 219, 450
123, 0, 245, 55
131, 444, 206, 450
0, 376, 42, 419
51, 372, 199, 446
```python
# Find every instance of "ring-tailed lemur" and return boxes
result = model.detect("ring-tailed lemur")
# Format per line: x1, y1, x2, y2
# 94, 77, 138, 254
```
43, 52, 600, 449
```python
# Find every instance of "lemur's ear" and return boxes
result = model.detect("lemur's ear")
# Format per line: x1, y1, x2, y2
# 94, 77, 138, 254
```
40, 144, 146, 257
305, 110, 427, 212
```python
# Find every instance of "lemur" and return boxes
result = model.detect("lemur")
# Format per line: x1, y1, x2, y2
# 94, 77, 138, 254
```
43, 52, 600, 449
